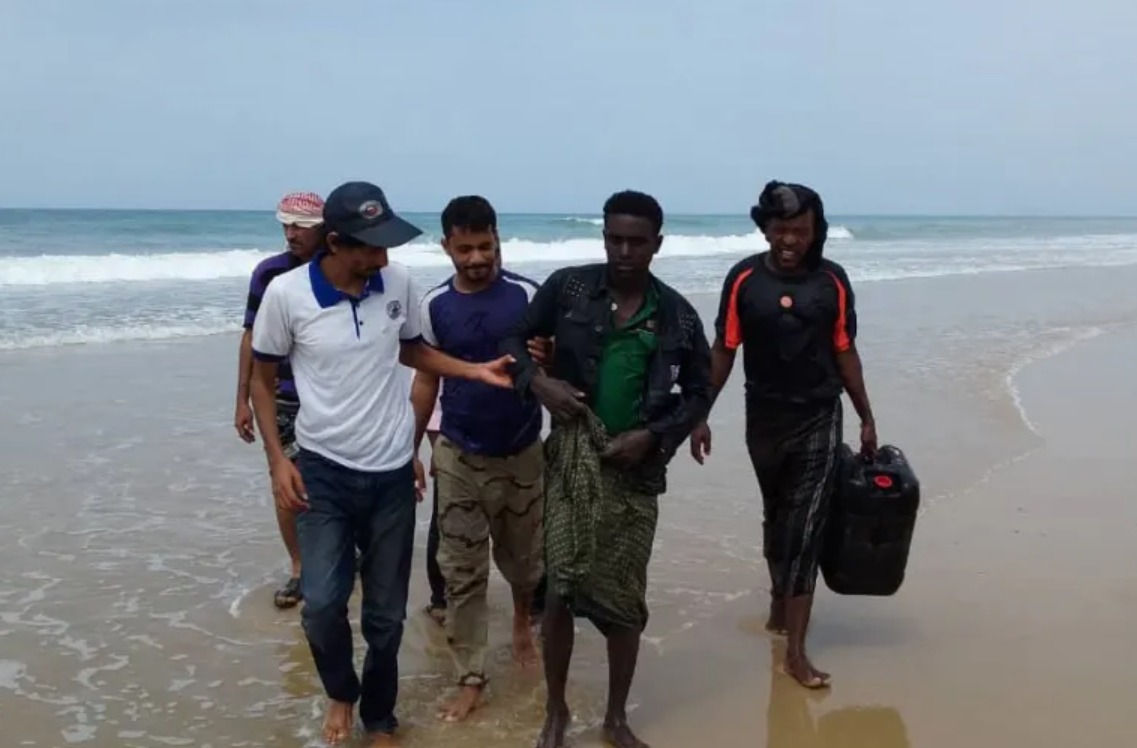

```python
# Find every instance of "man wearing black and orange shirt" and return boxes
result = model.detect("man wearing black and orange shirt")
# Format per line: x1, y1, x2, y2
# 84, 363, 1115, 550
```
689, 181, 878, 689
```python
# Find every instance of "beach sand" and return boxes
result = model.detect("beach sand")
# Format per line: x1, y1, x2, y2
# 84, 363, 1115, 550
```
2, 264, 1137, 747
617, 326, 1137, 748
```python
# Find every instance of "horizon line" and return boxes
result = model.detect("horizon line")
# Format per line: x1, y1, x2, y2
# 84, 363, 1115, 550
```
1, 206, 1135, 220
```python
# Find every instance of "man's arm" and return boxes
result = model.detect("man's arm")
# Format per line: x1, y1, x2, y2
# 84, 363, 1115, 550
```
400, 341, 506, 382
837, 345, 874, 425
250, 359, 285, 462
829, 271, 875, 426
687, 264, 752, 462
238, 266, 272, 406
235, 267, 271, 439
411, 371, 440, 452
706, 340, 737, 411
703, 261, 752, 416
236, 329, 255, 408
499, 269, 565, 396
248, 283, 294, 466
233, 329, 258, 442
398, 274, 508, 385
411, 293, 444, 452
644, 307, 714, 454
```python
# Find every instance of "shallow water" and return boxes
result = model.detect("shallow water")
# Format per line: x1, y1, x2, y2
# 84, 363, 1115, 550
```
3, 264, 1137, 746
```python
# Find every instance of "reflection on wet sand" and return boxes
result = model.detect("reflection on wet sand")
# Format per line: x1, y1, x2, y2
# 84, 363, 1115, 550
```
765, 640, 909, 748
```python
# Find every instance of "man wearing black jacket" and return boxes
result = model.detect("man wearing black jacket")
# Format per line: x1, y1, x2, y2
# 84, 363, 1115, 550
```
500, 190, 712, 748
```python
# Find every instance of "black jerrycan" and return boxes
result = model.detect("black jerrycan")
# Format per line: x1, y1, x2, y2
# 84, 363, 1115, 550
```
821, 443, 920, 596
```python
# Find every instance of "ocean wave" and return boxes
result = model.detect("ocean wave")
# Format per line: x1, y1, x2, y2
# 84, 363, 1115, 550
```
0, 229, 851, 287
1003, 325, 1108, 436
4, 243, 1137, 351
4, 227, 1136, 290
0, 321, 236, 350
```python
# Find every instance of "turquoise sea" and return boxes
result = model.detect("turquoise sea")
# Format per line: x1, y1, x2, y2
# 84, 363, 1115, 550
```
2, 209, 1137, 350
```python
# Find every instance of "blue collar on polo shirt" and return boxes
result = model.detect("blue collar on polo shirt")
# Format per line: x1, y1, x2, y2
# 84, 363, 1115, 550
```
308, 252, 385, 308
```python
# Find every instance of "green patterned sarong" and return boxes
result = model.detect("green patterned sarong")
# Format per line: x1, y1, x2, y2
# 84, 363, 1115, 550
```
543, 411, 662, 632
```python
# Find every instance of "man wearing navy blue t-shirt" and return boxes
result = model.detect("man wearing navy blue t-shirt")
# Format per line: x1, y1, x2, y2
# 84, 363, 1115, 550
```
410, 196, 544, 722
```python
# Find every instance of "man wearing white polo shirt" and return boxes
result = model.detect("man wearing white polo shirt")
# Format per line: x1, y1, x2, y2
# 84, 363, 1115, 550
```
249, 181, 513, 747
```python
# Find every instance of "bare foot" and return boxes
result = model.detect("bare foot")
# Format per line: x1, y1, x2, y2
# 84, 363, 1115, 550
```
513, 615, 539, 667
766, 598, 787, 635
603, 717, 649, 748
321, 700, 355, 745
439, 685, 483, 722
366, 731, 400, 747
782, 654, 831, 689
535, 704, 571, 748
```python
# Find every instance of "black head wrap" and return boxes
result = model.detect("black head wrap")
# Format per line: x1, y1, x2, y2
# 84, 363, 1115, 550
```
749, 181, 829, 271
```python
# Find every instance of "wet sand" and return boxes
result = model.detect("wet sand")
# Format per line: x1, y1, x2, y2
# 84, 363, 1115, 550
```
2, 265, 1137, 746
602, 326, 1137, 748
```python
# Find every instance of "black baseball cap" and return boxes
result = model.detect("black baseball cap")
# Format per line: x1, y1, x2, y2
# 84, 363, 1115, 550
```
322, 181, 423, 248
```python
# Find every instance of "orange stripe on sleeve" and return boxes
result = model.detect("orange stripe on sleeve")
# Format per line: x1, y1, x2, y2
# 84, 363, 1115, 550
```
724, 267, 754, 350
824, 270, 851, 352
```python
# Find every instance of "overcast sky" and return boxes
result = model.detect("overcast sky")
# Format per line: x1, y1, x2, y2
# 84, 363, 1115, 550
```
1, 0, 1134, 215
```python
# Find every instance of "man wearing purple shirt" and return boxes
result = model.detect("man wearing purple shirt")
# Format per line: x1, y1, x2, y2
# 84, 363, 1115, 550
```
233, 191, 325, 610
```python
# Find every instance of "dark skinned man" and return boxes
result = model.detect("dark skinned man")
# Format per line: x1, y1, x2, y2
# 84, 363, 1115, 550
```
689, 180, 879, 690
501, 190, 712, 748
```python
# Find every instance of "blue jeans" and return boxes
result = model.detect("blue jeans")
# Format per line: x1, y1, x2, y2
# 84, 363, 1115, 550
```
295, 449, 415, 735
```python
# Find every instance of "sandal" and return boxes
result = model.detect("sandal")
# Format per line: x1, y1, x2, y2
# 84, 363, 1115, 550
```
423, 603, 446, 627
273, 576, 302, 609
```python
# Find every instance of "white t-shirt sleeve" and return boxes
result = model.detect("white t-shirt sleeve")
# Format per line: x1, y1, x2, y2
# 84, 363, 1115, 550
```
251, 281, 293, 360
522, 277, 540, 302
400, 274, 423, 342
418, 290, 438, 347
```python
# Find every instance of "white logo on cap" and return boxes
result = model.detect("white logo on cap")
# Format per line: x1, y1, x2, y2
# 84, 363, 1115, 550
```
359, 200, 384, 220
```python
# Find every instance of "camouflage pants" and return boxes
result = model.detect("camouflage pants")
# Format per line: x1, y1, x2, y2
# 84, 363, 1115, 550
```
434, 436, 544, 687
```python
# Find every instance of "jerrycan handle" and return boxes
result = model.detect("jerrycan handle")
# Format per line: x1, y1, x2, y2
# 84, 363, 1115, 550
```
857, 448, 901, 497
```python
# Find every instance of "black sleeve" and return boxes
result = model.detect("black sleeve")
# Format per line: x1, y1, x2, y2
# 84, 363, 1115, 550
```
645, 302, 714, 455
499, 268, 565, 396
825, 261, 857, 348
843, 273, 858, 343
